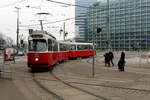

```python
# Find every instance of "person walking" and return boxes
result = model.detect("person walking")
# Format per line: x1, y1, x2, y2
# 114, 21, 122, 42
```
108, 51, 114, 66
104, 52, 110, 67
118, 52, 125, 71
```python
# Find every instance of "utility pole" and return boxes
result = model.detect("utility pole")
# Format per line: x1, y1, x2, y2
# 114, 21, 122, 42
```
107, 0, 110, 50
15, 7, 21, 49
92, 6, 95, 78
92, 28, 95, 77
92, 5, 97, 78
91, 4, 102, 77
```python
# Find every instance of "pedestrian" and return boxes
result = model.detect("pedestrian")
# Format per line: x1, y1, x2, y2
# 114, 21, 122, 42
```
118, 52, 125, 71
104, 52, 110, 67
108, 51, 114, 66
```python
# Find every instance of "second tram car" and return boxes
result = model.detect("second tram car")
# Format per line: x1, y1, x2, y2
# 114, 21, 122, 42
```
27, 29, 96, 69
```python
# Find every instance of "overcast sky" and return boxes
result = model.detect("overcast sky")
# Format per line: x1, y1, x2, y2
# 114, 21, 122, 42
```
0, 0, 75, 43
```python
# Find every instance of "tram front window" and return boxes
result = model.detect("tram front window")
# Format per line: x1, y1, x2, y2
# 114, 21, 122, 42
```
29, 39, 47, 52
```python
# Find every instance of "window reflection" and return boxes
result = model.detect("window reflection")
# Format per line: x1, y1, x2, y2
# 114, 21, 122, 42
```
29, 39, 47, 52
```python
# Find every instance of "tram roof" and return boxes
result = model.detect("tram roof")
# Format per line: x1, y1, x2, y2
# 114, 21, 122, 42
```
29, 29, 56, 40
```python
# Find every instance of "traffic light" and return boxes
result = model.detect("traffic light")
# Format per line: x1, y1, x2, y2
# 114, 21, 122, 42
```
106, 41, 108, 44
65, 32, 68, 37
97, 27, 102, 33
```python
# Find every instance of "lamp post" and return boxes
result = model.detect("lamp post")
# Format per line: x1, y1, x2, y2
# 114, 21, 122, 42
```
107, 0, 111, 51
91, 4, 102, 77
15, 7, 21, 50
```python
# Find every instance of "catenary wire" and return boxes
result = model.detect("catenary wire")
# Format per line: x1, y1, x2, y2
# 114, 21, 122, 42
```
0, 0, 26, 8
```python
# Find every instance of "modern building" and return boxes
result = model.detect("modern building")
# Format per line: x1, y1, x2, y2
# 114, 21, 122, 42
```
75, 0, 96, 42
86, 0, 150, 50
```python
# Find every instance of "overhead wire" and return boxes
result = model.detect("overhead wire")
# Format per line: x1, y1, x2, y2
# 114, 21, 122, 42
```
19, 12, 89, 28
20, 17, 75, 27
0, 0, 26, 8
19, 0, 90, 27
15, 0, 148, 27
46, 0, 90, 8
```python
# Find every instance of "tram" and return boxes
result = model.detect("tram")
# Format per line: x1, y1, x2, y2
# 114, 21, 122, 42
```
27, 29, 96, 69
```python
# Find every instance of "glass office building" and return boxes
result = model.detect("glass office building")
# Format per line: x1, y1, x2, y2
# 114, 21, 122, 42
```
86, 0, 150, 50
75, 0, 96, 42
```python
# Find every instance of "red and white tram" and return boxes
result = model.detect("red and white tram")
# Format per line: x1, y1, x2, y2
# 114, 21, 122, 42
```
27, 29, 96, 69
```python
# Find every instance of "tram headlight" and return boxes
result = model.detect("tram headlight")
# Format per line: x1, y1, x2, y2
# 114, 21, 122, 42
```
35, 58, 39, 61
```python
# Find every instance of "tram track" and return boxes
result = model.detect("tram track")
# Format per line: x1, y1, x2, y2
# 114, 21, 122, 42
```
68, 81, 150, 95
11, 62, 65, 100
32, 73, 65, 100
18, 71, 150, 94
18, 61, 110, 100
31, 73, 109, 100
49, 72, 110, 100
27, 67, 111, 100
29, 72, 150, 96
11, 55, 150, 100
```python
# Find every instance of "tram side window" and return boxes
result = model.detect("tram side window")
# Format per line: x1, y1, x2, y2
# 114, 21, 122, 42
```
60, 43, 69, 51
28, 39, 47, 51
77, 45, 91, 50
89, 45, 93, 50
70, 45, 76, 51
48, 39, 52, 51
59, 44, 63, 51
77, 45, 82, 50
53, 41, 58, 51
83, 45, 89, 50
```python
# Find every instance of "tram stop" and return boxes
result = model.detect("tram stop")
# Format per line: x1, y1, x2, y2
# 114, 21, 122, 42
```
0, 47, 15, 79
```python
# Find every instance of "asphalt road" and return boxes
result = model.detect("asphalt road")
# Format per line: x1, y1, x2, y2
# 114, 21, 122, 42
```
0, 52, 150, 100
0, 79, 28, 100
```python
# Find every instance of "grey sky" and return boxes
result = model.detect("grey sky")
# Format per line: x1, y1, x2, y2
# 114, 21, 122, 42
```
0, 0, 75, 43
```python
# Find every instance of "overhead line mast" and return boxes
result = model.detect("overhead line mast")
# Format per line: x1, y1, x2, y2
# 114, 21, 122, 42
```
15, 7, 21, 49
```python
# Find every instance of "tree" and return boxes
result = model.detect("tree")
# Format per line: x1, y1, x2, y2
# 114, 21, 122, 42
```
0, 33, 4, 40
0, 33, 6, 49
0, 32, 13, 47
6, 36, 13, 47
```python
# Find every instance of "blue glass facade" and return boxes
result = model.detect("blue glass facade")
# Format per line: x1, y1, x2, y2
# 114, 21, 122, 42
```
75, 0, 96, 42
86, 0, 150, 50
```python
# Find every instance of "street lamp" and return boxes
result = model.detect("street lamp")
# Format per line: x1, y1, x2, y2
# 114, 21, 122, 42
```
15, 7, 21, 50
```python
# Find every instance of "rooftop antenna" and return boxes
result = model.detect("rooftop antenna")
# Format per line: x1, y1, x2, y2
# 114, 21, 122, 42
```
36, 12, 51, 31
